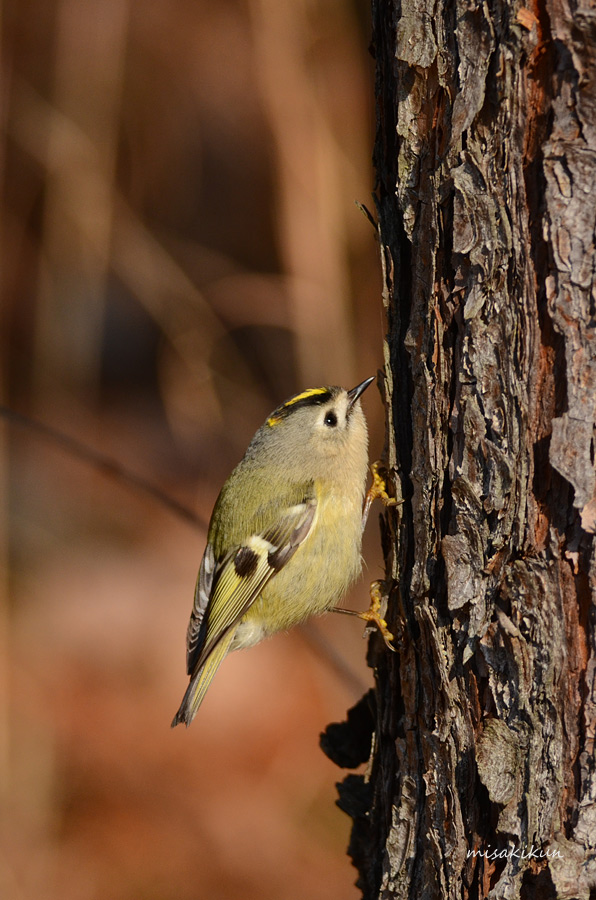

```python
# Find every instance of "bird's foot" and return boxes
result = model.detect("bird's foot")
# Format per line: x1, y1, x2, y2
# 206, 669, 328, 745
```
363, 461, 401, 527
333, 582, 395, 650
357, 580, 396, 650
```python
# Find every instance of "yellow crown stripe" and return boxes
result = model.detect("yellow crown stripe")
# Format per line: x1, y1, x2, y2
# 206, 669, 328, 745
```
284, 387, 329, 408
267, 387, 330, 427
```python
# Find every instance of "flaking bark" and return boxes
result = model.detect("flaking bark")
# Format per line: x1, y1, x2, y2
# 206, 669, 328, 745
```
322, 0, 596, 896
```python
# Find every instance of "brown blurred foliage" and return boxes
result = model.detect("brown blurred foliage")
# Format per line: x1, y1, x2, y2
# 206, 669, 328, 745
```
1, 1, 384, 898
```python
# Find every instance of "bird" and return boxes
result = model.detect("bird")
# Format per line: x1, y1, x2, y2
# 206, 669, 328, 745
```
171, 376, 392, 727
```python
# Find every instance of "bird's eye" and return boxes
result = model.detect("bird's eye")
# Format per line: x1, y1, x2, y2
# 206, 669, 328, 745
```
324, 410, 338, 427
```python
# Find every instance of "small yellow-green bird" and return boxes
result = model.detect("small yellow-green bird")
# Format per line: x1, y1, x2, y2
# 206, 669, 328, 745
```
171, 377, 376, 727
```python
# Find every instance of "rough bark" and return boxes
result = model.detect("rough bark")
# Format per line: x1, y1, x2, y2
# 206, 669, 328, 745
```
322, 0, 596, 896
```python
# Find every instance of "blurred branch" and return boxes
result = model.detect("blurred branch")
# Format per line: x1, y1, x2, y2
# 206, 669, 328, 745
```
8, 78, 258, 413
249, 0, 357, 384
32, 0, 130, 396
300, 621, 369, 698
0, 405, 207, 529
0, 408, 8, 803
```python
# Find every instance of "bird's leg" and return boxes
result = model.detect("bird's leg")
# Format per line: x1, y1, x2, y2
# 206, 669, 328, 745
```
332, 581, 396, 651
341, 463, 400, 648
362, 460, 402, 530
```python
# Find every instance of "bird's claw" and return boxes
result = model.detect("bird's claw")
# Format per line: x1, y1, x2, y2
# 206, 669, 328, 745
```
358, 581, 396, 651
369, 460, 399, 506
363, 461, 401, 528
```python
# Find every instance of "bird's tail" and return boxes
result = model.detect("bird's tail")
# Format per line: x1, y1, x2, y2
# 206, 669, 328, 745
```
171, 630, 236, 728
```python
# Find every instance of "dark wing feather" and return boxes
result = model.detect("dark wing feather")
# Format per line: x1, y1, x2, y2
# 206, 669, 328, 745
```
185, 499, 317, 676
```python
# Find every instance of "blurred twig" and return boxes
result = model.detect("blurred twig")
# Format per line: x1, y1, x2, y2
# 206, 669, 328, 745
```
32, 0, 130, 397
249, 0, 357, 384
0, 405, 207, 529
0, 407, 8, 802
300, 621, 369, 697
8, 78, 259, 421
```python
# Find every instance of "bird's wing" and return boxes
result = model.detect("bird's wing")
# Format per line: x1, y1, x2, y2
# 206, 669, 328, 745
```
185, 498, 317, 675
185, 542, 216, 674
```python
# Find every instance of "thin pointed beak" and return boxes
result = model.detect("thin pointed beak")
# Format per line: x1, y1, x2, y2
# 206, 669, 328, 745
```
346, 375, 375, 412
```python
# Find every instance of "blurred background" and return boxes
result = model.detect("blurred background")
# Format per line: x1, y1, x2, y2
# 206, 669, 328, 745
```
1, 1, 385, 898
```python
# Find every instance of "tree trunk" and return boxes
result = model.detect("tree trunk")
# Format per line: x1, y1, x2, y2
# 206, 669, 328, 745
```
322, 0, 596, 896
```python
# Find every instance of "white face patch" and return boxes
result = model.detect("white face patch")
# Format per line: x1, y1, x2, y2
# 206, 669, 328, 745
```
316, 393, 350, 435
302, 394, 358, 467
